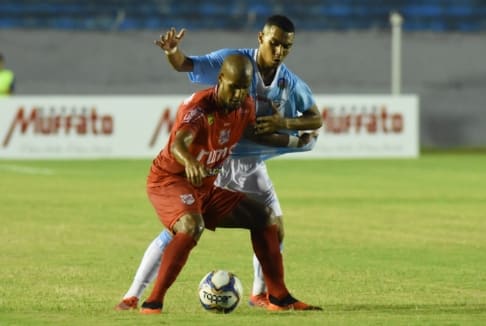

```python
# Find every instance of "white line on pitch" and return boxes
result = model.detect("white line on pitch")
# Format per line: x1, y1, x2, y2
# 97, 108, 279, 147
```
0, 164, 55, 175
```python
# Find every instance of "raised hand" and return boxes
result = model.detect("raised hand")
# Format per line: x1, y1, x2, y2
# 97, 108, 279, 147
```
154, 28, 186, 53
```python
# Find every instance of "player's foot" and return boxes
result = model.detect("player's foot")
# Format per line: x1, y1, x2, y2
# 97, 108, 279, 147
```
248, 292, 269, 308
140, 301, 163, 314
114, 296, 138, 310
267, 294, 322, 311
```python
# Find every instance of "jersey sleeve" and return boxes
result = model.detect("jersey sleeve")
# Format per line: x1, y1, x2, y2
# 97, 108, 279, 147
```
187, 48, 255, 85
177, 104, 205, 138
188, 49, 236, 85
290, 77, 316, 114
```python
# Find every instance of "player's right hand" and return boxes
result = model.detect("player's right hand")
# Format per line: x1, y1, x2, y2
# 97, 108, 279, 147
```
184, 159, 208, 187
154, 27, 186, 53
255, 102, 285, 134
297, 130, 319, 147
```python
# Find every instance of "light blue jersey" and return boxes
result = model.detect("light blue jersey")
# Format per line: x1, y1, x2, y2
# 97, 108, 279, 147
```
189, 48, 317, 160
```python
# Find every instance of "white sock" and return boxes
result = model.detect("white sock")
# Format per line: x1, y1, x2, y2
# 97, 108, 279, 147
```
123, 229, 173, 299
251, 254, 267, 296
251, 243, 284, 296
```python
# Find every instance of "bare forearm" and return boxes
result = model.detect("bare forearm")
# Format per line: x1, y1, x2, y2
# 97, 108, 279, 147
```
283, 105, 322, 130
171, 141, 194, 166
246, 128, 308, 148
155, 28, 193, 72
253, 133, 290, 147
245, 124, 291, 147
171, 130, 195, 166
166, 47, 193, 72
255, 105, 323, 134
282, 116, 322, 130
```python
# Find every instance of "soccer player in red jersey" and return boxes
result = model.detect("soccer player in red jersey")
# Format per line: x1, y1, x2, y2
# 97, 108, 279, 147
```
137, 54, 320, 313
116, 15, 322, 311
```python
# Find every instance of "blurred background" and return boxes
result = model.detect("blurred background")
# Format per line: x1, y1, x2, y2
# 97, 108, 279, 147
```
0, 0, 485, 148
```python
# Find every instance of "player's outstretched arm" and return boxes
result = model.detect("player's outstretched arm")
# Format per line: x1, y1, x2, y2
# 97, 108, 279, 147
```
154, 27, 194, 72
244, 125, 312, 148
255, 104, 322, 134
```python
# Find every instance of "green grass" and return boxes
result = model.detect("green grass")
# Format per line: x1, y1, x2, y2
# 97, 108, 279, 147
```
1, 153, 485, 325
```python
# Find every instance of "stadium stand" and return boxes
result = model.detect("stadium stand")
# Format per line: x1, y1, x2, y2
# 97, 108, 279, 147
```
0, 0, 485, 31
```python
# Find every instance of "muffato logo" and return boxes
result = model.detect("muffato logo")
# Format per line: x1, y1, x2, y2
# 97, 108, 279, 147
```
2, 106, 114, 147
321, 105, 404, 134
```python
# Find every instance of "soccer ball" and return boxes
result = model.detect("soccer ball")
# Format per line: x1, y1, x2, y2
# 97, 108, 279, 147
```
198, 270, 243, 313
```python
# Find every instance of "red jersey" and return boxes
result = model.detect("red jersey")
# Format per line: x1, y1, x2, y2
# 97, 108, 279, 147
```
149, 87, 255, 189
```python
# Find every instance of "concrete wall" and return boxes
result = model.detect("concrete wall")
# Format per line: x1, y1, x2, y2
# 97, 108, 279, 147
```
1, 29, 484, 148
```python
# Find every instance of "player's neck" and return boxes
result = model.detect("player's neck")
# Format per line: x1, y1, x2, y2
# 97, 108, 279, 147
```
256, 52, 277, 86
257, 66, 276, 86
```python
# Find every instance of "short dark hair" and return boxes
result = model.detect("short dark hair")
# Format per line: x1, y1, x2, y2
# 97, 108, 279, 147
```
264, 15, 295, 33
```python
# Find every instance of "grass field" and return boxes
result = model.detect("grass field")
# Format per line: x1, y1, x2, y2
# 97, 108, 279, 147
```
1, 152, 485, 325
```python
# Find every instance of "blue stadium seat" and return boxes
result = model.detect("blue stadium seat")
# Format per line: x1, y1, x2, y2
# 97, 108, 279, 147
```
446, 5, 474, 16
402, 5, 442, 17
0, 0, 483, 32
247, 3, 271, 16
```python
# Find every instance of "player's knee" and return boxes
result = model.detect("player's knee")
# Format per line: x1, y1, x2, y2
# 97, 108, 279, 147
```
173, 213, 205, 241
257, 205, 276, 229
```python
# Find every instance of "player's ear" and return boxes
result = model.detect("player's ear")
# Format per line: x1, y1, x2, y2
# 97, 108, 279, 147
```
257, 32, 264, 44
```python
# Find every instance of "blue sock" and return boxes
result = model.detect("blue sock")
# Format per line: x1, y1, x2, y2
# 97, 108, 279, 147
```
158, 229, 173, 249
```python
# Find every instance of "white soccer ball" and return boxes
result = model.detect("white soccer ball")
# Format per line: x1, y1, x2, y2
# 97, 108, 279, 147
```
198, 270, 243, 313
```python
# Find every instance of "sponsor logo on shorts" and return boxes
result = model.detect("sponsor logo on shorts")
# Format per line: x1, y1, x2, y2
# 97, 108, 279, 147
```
180, 194, 195, 205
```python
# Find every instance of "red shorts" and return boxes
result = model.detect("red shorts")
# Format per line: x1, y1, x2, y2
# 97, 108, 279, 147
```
146, 173, 245, 231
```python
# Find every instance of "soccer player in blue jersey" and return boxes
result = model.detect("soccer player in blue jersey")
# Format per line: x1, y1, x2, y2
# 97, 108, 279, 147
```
115, 15, 322, 310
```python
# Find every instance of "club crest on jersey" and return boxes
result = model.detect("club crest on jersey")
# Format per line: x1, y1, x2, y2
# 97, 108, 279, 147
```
277, 78, 287, 89
219, 129, 230, 145
180, 194, 195, 205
